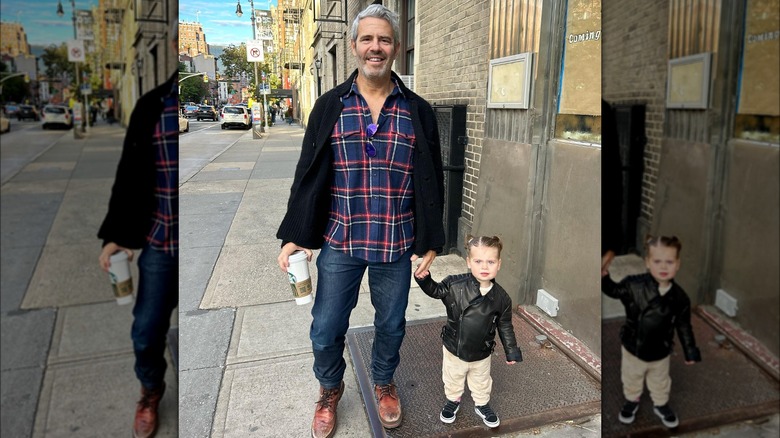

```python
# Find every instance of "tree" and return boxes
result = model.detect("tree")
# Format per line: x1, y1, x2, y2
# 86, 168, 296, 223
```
178, 63, 208, 104
40, 43, 92, 87
0, 62, 31, 103
219, 44, 254, 84
219, 43, 276, 99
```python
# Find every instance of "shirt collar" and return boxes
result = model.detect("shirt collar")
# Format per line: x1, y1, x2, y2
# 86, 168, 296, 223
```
344, 76, 405, 99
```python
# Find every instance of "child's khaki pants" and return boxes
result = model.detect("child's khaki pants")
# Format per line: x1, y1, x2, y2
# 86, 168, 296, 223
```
442, 346, 493, 406
621, 346, 671, 406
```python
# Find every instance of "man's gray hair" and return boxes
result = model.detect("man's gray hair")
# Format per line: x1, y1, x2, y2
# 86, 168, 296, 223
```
350, 4, 401, 44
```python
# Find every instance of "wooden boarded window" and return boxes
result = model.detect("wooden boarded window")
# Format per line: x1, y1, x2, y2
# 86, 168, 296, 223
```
489, 0, 543, 60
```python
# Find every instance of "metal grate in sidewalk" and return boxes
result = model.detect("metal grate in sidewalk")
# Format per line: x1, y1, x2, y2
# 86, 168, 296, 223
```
601, 314, 780, 438
346, 313, 601, 437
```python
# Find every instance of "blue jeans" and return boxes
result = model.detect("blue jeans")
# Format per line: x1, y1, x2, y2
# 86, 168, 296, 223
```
132, 245, 178, 390
311, 244, 412, 388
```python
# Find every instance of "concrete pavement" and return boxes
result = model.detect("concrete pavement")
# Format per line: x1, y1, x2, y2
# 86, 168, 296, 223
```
1, 123, 178, 437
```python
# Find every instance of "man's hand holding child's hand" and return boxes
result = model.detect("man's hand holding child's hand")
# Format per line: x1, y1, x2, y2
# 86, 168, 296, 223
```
506, 361, 516, 365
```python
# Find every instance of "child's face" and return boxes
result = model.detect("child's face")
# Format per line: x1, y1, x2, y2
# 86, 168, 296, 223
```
467, 246, 501, 283
645, 245, 680, 285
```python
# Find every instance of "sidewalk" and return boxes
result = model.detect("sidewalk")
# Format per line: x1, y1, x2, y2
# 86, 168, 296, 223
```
1, 124, 177, 437
178, 123, 602, 437
602, 254, 779, 437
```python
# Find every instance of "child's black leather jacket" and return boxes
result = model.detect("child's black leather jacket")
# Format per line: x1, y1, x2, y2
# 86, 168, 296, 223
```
416, 272, 523, 363
603, 273, 701, 362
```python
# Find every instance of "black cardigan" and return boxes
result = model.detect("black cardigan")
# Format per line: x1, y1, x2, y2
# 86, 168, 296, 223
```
97, 73, 177, 249
276, 70, 445, 256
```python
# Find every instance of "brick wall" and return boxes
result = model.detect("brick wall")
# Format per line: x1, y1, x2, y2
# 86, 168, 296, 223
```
602, 0, 669, 229
416, 0, 491, 226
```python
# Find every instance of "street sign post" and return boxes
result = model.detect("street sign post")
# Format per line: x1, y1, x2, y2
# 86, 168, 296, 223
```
246, 40, 268, 132
67, 39, 87, 136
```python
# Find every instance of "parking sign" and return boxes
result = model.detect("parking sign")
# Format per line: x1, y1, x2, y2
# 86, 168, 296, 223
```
67, 40, 86, 62
246, 40, 264, 63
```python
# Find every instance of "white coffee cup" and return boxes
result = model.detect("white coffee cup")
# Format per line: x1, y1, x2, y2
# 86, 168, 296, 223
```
109, 251, 134, 305
287, 250, 313, 305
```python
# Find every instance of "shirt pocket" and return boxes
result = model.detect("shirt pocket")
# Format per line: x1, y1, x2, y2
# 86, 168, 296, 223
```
390, 118, 416, 151
332, 128, 363, 167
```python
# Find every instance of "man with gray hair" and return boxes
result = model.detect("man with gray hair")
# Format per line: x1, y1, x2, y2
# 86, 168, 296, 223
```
276, 3, 444, 437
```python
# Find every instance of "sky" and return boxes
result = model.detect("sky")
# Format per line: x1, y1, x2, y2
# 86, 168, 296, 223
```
1, 0, 99, 46
180, 0, 277, 47
0, 0, 276, 48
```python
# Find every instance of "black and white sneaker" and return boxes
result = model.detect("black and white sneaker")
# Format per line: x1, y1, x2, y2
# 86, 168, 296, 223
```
619, 400, 640, 424
474, 404, 500, 427
439, 400, 460, 423
654, 404, 679, 428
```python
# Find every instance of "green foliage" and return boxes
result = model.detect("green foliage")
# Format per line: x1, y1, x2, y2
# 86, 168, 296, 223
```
218, 43, 277, 97
40, 43, 92, 87
0, 63, 31, 103
219, 44, 254, 83
178, 72, 209, 103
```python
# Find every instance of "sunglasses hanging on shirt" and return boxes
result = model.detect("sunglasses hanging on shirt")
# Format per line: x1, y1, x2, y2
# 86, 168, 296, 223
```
365, 123, 378, 157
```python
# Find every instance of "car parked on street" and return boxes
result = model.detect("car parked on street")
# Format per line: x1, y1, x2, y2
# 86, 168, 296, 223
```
196, 105, 218, 121
0, 113, 10, 133
221, 105, 252, 130
17, 104, 40, 121
183, 104, 199, 118
42, 105, 73, 129
179, 111, 189, 133
3, 103, 20, 117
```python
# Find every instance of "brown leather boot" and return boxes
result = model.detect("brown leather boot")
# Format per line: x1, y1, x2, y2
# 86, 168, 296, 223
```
375, 383, 402, 429
311, 381, 344, 438
133, 383, 165, 438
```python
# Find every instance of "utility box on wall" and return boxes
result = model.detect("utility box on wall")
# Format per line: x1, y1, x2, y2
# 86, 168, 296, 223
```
433, 105, 467, 254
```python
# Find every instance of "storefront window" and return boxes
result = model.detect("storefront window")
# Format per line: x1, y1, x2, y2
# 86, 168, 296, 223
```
554, 0, 601, 143
734, 0, 779, 144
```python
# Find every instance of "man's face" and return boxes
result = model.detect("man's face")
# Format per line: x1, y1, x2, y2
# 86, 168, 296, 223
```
351, 17, 399, 82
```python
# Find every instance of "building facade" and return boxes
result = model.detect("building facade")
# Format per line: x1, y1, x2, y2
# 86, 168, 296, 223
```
603, 0, 779, 356
179, 21, 209, 57
0, 22, 31, 57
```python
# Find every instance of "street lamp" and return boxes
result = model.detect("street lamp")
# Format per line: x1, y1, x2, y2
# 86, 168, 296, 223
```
314, 58, 322, 97
235, 0, 243, 17
56, 0, 76, 39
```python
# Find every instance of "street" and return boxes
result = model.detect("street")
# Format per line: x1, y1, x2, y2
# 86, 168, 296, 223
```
0, 119, 71, 185
179, 119, 248, 184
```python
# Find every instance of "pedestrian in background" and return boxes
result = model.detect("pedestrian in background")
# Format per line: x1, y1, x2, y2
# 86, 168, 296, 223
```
97, 27, 179, 438
276, 4, 445, 437
602, 235, 701, 429
284, 106, 293, 124
414, 235, 522, 428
